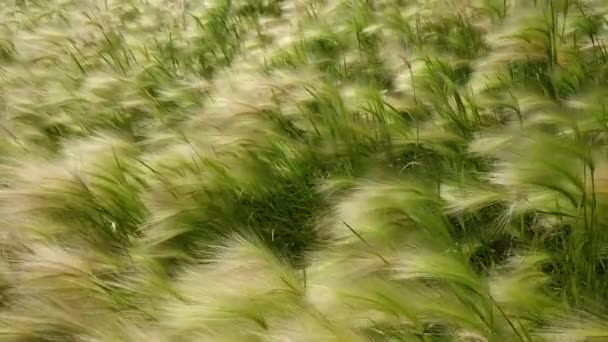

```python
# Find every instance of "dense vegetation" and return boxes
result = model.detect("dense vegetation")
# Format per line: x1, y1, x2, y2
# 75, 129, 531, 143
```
4, 0, 608, 340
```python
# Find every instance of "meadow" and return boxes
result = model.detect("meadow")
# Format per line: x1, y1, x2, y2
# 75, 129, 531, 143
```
2, 0, 608, 340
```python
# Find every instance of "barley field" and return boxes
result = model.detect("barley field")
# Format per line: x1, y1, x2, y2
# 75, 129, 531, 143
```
2, 0, 608, 341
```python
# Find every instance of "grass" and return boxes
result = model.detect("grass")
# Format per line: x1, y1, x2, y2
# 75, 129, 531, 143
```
3, 0, 608, 340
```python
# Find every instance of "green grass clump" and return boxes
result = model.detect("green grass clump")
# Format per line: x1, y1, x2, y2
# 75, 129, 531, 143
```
5, 0, 608, 340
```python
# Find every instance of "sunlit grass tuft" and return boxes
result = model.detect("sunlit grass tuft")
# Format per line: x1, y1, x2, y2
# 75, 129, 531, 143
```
4, 0, 608, 341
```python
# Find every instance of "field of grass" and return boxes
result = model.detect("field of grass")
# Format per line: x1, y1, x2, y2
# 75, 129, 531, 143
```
4, 0, 608, 340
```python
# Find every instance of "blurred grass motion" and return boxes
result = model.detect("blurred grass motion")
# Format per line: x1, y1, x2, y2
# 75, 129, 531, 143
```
5, 0, 608, 340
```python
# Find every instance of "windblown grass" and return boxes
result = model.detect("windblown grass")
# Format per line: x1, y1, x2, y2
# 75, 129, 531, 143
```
3, 0, 608, 340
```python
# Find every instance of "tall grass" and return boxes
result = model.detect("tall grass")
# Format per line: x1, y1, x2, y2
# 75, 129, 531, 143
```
3, 0, 608, 340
